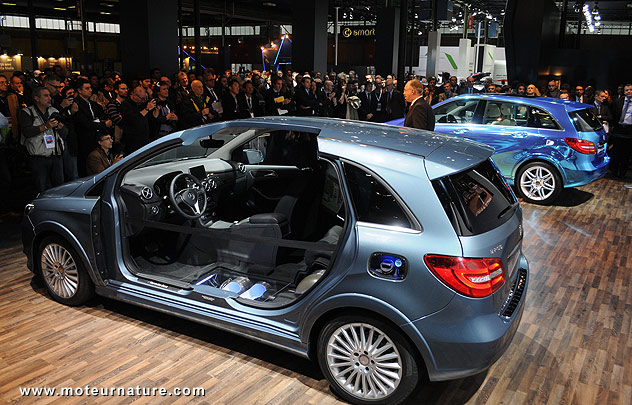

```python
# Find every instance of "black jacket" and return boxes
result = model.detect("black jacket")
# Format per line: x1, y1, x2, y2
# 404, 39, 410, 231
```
385, 89, 406, 121
293, 87, 319, 116
237, 93, 264, 118
120, 99, 151, 154
221, 93, 241, 121
404, 98, 435, 131
264, 88, 294, 116
358, 90, 374, 121
180, 95, 211, 129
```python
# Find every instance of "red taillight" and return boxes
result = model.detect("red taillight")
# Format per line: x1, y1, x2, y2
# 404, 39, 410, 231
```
564, 137, 596, 154
424, 255, 506, 298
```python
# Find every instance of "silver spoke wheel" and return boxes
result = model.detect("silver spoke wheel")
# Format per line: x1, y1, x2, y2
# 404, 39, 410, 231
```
326, 323, 403, 400
41, 243, 79, 299
519, 165, 556, 202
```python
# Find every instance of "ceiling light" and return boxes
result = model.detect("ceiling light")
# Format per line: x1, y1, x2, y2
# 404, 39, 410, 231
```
262, 2, 276, 6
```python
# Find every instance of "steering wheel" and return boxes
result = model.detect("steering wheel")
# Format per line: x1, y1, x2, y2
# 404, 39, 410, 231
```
169, 173, 208, 219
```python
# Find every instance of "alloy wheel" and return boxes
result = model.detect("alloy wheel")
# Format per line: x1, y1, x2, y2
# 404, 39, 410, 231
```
519, 165, 556, 202
41, 243, 79, 299
326, 322, 403, 400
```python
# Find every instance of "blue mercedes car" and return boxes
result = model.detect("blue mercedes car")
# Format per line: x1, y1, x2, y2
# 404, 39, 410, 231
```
389, 95, 609, 204
22, 118, 528, 404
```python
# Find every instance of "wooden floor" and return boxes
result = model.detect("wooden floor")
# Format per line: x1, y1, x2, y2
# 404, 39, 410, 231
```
1, 175, 631, 404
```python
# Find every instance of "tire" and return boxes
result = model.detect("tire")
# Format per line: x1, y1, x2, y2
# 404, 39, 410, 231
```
516, 161, 563, 205
36, 236, 94, 306
317, 315, 419, 405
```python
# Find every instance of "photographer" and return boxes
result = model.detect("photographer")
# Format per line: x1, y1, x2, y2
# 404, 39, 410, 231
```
120, 84, 159, 154
154, 81, 178, 138
86, 133, 123, 175
45, 75, 79, 181
19, 86, 68, 193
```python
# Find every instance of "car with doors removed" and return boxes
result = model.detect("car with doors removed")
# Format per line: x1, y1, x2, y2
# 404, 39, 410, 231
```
23, 117, 528, 404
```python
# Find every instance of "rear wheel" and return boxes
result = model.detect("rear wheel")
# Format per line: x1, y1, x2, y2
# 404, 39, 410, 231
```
516, 161, 562, 205
37, 236, 94, 306
317, 316, 419, 405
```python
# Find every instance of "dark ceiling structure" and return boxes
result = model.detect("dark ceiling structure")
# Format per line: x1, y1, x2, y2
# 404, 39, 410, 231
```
1, 0, 630, 29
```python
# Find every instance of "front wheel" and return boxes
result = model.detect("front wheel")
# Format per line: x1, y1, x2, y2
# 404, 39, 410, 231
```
516, 161, 562, 205
317, 316, 419, 405
37, 236, 94, 306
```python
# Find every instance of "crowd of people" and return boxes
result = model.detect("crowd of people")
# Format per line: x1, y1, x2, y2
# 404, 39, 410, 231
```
0, 64, 630, 202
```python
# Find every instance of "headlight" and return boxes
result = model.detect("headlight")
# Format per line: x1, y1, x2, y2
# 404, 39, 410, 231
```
24, 203, 35, 215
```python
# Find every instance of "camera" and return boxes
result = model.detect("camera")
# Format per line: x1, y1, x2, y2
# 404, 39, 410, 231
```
49, 112, 64, 121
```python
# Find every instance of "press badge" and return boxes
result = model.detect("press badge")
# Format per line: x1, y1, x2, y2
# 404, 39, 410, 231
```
44, 134, 55, 149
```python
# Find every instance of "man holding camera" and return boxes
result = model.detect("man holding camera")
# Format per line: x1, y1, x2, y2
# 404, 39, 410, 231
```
120, 84, 159, 154
19, 86, 68, 193
86, 133, 123, 175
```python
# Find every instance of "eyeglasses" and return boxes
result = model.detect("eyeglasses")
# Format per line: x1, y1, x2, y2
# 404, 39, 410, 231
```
100, 136, 113, 141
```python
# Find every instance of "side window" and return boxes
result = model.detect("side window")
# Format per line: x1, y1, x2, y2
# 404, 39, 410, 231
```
434, 100, 479, 124
525, 106, 560, 130
483, 101, 518, 126
232, 130, 319, 167
343, 162, 413, 229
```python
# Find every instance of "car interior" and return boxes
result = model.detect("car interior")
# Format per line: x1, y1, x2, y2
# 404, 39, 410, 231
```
117, 127, 347, 307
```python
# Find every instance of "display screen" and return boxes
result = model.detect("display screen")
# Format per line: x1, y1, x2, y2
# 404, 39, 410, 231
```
189, 165, 206, 181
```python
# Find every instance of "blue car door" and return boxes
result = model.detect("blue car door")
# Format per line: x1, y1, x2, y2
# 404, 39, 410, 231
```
433, 98, 483, 139
469, 100, 541, 183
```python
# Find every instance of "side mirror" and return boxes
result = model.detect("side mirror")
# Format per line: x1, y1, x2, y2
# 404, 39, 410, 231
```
199, 138, 225, 148
243, 149, 264, 164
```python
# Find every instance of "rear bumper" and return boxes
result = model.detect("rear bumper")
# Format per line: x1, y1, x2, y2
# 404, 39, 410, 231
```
562, 154, 610, 188
405, 255, 528, 381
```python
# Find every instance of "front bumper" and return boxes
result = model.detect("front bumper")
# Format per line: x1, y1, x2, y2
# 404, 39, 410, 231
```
21, 214, 35, 272
404, 256, 529, 381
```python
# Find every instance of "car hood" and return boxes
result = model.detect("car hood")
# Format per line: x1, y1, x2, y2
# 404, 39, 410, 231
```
38, 177, 92, 198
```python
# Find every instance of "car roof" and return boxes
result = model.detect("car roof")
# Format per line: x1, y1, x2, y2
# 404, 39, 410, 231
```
438, 94, 593, 112
177, 117, 494, 178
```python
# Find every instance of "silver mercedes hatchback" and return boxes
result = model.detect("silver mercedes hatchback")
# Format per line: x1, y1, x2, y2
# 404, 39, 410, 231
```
22, 117, 528, 404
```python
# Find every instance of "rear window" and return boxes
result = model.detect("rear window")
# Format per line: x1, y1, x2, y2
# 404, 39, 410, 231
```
432, 159, 517, 236
569, 109, 603, 132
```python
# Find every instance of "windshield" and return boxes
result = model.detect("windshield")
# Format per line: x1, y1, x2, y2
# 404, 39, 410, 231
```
569, 109, 603, 132
136, 130, 240, 168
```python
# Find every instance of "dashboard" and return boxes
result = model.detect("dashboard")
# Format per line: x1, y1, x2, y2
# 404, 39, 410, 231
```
120, 157, 249, 225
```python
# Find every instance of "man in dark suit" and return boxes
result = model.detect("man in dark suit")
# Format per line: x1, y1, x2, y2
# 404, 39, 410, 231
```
610, 83, 632, 177
238, 81, 264, 118
458, 76, 478, 95
591, 90, 612, 129
403, 79, 435, 131
317, 80, 337, 117
293, 76, 318, 117
221, 79, 241, 121
358, 81, 374, 121
73, 78, 112, 176
384, 79, 406, 122
264, 76, 294, 116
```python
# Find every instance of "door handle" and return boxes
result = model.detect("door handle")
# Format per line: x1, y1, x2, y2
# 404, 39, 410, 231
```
453, 129, 470, 135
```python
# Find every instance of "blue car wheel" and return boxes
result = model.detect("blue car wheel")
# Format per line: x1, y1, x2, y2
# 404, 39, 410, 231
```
317, 316, 419, 405
516, 161, 562, 205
